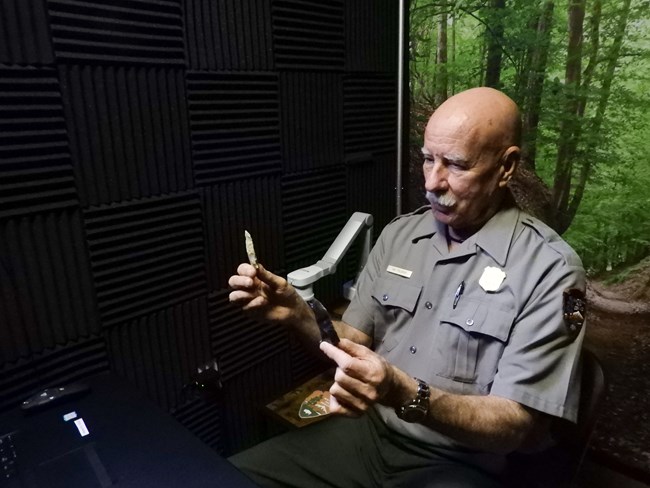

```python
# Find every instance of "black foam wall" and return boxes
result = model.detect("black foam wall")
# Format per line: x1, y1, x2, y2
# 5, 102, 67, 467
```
0, 0, 399, 454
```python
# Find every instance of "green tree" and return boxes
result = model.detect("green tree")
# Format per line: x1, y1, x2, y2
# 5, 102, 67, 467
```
408, 0, 649, 272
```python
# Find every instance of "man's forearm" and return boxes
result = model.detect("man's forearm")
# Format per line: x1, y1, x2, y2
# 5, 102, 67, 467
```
387, 367, 538, 453
319, 339, 542, 452
425, 389, 537, 452
284, 300, 325, 353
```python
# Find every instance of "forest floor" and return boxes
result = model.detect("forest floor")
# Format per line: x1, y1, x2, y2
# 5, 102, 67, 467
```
584, 257, 650, 477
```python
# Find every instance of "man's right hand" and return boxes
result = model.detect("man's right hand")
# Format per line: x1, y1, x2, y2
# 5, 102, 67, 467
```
228, 263, 312, 327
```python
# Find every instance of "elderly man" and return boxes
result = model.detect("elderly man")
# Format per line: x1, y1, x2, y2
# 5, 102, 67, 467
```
228, 87, 586, 487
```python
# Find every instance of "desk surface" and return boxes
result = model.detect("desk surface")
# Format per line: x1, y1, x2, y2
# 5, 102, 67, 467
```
265, 371, 334, 429
0, 374, 258, 488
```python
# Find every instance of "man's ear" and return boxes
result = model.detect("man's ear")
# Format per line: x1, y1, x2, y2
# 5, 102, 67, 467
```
498, 146, 519, 188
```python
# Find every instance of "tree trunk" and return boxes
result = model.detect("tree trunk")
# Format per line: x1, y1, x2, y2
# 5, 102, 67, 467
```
566, 0, 632, 222
435, 9, 448, 106
577, 0, 601, 119
521, 0, 555, 170
484, 0, 505, 88
515, 8, 541, 105
450, 11, 456, 95
552, 0, 586, 233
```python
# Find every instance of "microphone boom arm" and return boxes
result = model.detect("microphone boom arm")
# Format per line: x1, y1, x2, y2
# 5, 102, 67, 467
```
287, 212, 374, 302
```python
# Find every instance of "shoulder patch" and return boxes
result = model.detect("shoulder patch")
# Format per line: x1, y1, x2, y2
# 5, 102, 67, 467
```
563, 288, 586, 340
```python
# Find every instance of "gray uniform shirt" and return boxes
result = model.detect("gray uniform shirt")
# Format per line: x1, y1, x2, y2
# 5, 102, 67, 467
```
342, 205, 586, 456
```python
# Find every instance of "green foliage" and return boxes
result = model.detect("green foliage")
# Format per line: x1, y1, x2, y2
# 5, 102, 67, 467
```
409, 0, 650, 273
563, 87, 650, 274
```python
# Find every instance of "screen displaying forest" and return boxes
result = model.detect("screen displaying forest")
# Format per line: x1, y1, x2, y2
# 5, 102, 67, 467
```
408, 0, 650, 478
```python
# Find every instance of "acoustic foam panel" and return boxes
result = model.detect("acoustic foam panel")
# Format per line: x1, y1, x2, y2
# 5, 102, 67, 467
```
23, 336, 109, 390
272, 0, 344, 71
201, 177, 284, 291
0, 0, 400, 457
282, 167, 349, 305
0, 211, 100, 364
58, 65, 193, 206
173, 395, 224, 453
107, 296, 211, 411
346, 150, 397, 242
208, 290, 288, 381
279, 72, 342, 173
282, 168, 346, 265
343, 74, 397, 155
0, 336, 109, 413
289, 334, 330, 387
220, 352, 292, 455
0, 357, 37, 413
345, 0, 398, 73
187, 71, 281, 185
185, 0, 273, 71
83, 191, 207, 327
47, 0, 185, 65
0, 65, 78, 219
0, 0, 54, 65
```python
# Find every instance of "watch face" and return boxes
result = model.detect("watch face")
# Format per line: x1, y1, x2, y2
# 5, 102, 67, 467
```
400, 405, 426, 423
396, 378, 430, 423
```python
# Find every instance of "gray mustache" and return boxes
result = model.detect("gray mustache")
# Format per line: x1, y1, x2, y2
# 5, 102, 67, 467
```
426, 191, 457, 207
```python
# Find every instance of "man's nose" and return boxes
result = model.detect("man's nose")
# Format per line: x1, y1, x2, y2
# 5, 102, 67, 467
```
424, 161, 448, 192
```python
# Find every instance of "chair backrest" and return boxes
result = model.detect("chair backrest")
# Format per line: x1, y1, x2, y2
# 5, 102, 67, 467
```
563, 348, 607, 460
503, 347, 607, 487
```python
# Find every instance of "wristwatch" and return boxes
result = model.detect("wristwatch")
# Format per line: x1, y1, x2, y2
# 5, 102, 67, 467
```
396, 378, 430, 423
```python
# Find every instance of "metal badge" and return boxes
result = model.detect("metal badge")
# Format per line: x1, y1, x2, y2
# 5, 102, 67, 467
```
563, 288, 586, 339
479, 266, 506, 292
244, 230, 259, 268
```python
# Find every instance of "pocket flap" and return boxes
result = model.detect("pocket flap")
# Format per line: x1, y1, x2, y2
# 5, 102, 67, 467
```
441, 301, 515, 342
371, 276, 422, 313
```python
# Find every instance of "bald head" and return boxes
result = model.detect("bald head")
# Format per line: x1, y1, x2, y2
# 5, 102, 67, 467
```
427, 87, 522, 152
422, 87, 521, 236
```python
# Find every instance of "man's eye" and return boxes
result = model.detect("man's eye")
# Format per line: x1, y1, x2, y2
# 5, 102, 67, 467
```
447, 161, 466, 170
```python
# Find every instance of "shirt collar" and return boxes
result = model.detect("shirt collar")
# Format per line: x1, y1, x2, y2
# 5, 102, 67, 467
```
470, 205, 520, 266
409, 206, 437, 244
412, 205, 520, 265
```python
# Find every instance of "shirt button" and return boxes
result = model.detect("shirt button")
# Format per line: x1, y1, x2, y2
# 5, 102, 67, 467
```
466, 318, 474, 327
425, 301, 433, 309
409, 346, 417, 354
382, 294, 389, 301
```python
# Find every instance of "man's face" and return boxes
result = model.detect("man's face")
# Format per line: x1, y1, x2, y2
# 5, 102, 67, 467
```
422, 113, 505, 233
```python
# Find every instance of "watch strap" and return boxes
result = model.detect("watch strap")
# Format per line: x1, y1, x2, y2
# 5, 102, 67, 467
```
396, 378, 430, 422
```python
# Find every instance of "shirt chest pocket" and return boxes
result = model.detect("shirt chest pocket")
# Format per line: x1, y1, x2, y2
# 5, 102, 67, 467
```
434, 300, 515, 389
371, 276, 422, 352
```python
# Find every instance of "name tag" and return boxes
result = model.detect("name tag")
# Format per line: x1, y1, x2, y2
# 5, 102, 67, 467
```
387, 265, 412, 278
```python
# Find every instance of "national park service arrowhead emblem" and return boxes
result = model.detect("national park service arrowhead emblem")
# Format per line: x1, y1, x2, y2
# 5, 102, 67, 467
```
298, 390, 331, 419
563, 288, 586, 340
